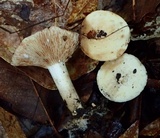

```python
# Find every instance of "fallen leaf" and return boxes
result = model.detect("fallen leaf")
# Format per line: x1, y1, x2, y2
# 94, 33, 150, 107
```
140, 118, 160, 136
67, 48, 98, 80
0, 58, 48, 123
18, 66, 55, 90
0, 28, 21, 63
134, 0, 159, 22
74, 71, 97, 103
53, 0, 73, 27
0, 0, 69, 33
67, 0, 98, 24
99, 0, 159, 23
119, 120, 139, 138
0, 107, 26, 138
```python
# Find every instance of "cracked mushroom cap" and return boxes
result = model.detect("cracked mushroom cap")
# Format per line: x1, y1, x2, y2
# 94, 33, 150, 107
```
80, 10, 130, 61
11, 26, 79, 68
97, 53, 147, 102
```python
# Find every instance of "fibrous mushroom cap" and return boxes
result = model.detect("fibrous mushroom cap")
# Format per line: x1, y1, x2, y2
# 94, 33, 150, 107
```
11, 26, 79, 68
97, 53, 147, 102
80, 10, 130, 61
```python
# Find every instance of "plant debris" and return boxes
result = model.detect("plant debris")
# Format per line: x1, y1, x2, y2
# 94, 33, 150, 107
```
0, 0, 160, 137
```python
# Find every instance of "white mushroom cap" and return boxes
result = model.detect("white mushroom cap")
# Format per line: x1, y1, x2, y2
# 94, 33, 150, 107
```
97, 53, 147, 102
80, 10, 130, 61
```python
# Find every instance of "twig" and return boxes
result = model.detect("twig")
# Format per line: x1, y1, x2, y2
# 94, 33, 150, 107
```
132, 0, 136, 21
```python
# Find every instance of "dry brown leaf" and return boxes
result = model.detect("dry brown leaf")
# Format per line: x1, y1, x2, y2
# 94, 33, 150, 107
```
0, 28, 21, 63
134, 0, 159, 22
140, 118, 160, 136
119, 121, 139, 138
0, 58, 48, 123
67, 0, 98, 24
0, 107, 26, 138
52, 0, 73, 27
98, 0, 159, 22
18, 66, 55, 90
74, 71, 96, 103
0, 0, 69, 33
67, 48, 98, 80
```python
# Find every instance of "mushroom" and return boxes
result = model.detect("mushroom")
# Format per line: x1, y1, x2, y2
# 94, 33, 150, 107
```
11, 26, 83, 115
80, 10, 130, 61
97, 53, 147, 102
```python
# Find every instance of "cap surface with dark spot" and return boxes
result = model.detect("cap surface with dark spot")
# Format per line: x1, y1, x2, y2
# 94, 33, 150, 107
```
81, 10, 130, 61
97, 53, 148, 102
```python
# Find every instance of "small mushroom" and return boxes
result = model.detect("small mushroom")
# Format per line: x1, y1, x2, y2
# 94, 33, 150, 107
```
80, 10, 130, 61
11, 26, 83, 115
97, 53, 147, 102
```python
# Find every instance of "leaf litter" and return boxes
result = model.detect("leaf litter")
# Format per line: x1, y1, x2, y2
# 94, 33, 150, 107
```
0, 0, 160, 137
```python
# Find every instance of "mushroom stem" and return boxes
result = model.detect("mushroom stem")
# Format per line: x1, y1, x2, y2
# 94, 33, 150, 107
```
48, 62, 83, 115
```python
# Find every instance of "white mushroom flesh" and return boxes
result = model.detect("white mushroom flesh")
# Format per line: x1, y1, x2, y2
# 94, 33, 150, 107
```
48, 62, 82, 115
97, 53, 148, 102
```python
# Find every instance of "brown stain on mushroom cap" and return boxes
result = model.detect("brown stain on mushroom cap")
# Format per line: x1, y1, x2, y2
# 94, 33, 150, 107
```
102, 56, 124, 71
121, 34, 124, 38
116, 48, 126, 58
